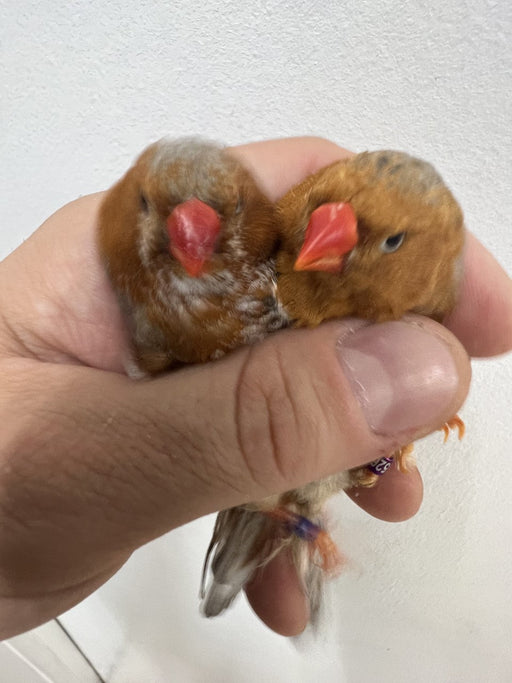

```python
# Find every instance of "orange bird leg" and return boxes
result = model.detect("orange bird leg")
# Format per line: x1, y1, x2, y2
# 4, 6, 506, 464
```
312, 530, 344, 575
394, 443, 415, 473
356, 444, 415, 489
440, 415, 465, 443
262, 508, 343, 575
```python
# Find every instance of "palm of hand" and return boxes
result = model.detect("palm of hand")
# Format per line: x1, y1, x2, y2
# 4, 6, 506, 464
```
0, 193, 129, 371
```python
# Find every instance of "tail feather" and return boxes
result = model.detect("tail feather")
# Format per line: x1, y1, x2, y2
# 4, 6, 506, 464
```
200, 504, 343, 622
201, 507, 275, 617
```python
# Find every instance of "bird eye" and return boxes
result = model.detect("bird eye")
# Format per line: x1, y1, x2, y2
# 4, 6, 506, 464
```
139, 192, 149, 213
380, 232, 406, 253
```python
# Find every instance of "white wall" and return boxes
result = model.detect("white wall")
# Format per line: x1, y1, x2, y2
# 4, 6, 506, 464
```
2, 1, 512, 681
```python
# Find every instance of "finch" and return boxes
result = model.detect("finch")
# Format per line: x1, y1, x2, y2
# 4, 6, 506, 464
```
202, 149, 465, 619
98, 137, 287, 376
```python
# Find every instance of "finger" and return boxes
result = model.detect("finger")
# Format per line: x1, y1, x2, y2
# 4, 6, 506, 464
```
230, 136, 353, 201
444, 232, 512, 357
346, 465, 424, 521
245, 548, 309, 636
160, 315, 470, 521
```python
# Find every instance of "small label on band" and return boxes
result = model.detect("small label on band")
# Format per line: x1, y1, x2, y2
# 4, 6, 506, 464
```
367, 456, 394, 476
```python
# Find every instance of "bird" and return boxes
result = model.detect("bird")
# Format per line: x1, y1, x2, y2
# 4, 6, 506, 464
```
98, 138, 465, 624
97, 137, 288, 376
201, 149, 465, 620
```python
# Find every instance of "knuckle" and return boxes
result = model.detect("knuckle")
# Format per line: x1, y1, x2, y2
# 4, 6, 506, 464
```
234, 338, 319, 491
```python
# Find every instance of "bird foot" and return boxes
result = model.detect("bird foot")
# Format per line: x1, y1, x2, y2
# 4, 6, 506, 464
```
352, 443, 415, 489
353, 417, 465, 489
351, 467, 380, 488
394, 443, 415, 473
440, 415, 465, 443
313, 529, 344, 575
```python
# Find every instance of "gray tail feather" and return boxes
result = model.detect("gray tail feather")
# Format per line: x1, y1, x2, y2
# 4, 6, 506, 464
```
200, 506, 333, 622
291, 540, 325, 627
200, 506, 280, 617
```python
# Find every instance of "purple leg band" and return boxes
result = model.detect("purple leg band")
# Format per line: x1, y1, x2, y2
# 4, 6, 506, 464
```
367, 456, 394, 476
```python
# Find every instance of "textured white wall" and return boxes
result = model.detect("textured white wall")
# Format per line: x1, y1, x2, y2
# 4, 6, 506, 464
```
2, 1, 512, 681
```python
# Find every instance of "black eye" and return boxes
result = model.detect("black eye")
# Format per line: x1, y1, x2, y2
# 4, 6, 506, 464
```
140, 192, 149, 213
380, 232, 406, 253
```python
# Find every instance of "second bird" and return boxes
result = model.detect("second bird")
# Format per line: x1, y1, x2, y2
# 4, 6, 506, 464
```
202, 147, 465, 620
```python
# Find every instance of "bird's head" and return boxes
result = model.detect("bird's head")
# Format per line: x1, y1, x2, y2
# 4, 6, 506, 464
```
100, 137, 278, 286
277, 150, 465, 324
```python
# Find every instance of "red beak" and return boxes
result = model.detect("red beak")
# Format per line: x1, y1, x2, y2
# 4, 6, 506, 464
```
294, 202, 358, 273
166, 198, 221, 277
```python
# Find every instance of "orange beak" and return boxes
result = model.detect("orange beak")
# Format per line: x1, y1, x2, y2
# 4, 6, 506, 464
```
166, 198, 221, 277
294, 202, 358, 274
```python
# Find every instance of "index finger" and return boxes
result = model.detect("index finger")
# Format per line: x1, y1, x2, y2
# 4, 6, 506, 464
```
444, 232, 512, 357
230, 136, 353, 200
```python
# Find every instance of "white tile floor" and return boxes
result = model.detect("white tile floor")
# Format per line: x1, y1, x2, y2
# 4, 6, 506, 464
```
4, 621, 101, 683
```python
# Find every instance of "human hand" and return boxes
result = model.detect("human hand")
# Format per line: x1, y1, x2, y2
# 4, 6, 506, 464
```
0, 138, 510, 638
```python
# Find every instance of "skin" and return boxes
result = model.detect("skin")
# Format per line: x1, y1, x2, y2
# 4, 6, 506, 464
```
0, 137, 510, 639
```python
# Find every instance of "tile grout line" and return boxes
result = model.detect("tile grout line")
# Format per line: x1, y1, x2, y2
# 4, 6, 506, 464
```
55, 619, 107, 683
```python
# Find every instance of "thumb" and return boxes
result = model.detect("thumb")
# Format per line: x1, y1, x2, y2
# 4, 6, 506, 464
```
141, 315, 470, 526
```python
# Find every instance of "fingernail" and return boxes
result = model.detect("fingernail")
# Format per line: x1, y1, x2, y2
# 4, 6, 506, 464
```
337, 320, 459, 437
